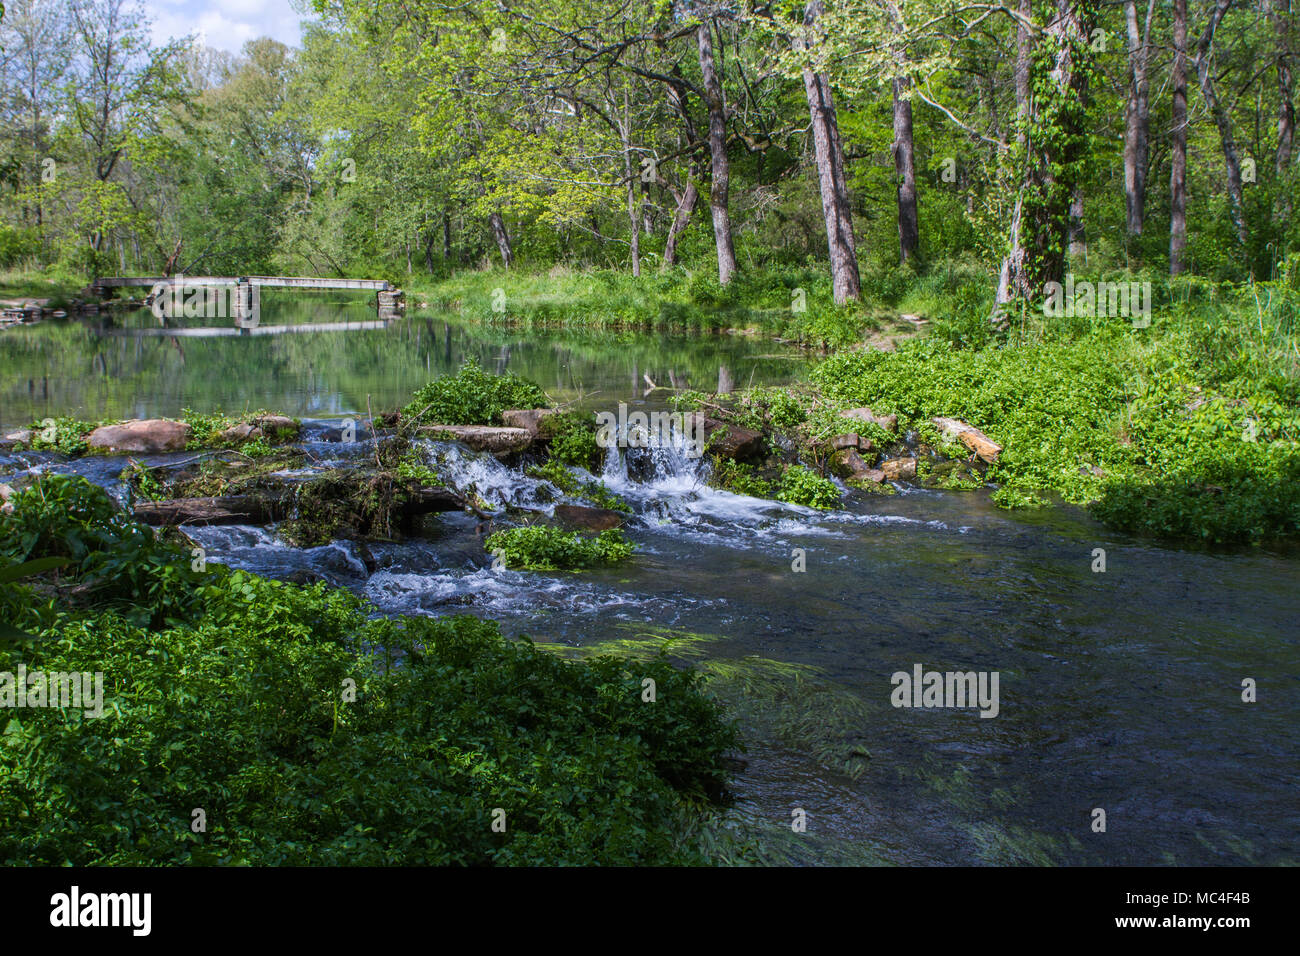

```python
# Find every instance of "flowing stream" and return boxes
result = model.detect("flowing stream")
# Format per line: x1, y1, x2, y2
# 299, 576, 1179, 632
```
3, 300, 1297, 865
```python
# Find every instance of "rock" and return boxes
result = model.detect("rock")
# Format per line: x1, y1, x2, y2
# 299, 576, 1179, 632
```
859, 468, 886, 484
419, 425, 533, 455
0, 482, 12, 514
553, 504, 626, 532
703, 418, 764, 461
932, 417, 1002, 463
218, 422, 262, 444
2, 429, 31, 448
879, 456, 917, 481
841, 407, 898, 433
502, 408, 558, 438
252, 414, 300, 439
831, 433, 860, 451
86, 419, 190, 454
829, 448, 875, 481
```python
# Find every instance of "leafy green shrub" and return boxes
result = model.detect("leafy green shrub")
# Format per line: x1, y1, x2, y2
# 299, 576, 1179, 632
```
776, 465, 841, 510
0, 474, 210, 626
25, 416, 102, 455
707, 458, 773, 498
0, 586, 737, 864
402, 360, 548, 426
540, 412, 601, 470
485, 525, 635, 570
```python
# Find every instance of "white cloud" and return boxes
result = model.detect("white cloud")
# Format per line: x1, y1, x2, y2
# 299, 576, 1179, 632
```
146, 0, 307, 55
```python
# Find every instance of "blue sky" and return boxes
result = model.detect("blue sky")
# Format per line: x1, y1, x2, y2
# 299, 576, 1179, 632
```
146, 0, 309, 55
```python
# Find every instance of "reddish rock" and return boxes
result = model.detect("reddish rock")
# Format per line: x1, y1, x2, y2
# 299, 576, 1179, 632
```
553, 504, 626, 532
703, 418, 764, 461
86, 419, 190, 454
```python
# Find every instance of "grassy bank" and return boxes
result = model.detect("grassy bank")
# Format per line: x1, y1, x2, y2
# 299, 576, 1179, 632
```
807, 275, 1300, 543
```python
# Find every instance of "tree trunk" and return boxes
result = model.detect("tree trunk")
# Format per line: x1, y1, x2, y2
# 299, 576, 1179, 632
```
1171, 0, 1189, 274
696, 21, 738, 284
798, 1, 862, 301
443, 210, 452, 260
621, 90, 641, 278
1267, 0, 1295, 222
1194, 0, 1248, 248
892, 73, 919, 267
1123, 0, 1155, 238
488, 211, 513, 269
663, 181, 699, 268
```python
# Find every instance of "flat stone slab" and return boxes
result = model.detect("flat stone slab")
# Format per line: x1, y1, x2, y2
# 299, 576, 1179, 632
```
419, 425, 533, 455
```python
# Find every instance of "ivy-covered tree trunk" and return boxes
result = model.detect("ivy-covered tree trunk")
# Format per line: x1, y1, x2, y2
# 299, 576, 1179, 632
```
994, 0, 1094, 323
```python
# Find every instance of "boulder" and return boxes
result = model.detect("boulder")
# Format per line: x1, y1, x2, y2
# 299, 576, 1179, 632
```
932, 417, 1001, 463
703, 418, 764, 461
879, 456, 917, 481
841, 407, 898, 433
218, 422, 262, 444
502, 408, 558, 438
553, 504, 626, 532
829, 448, 875, 481
420, 425, 532, 455
2, 429, 31, 447
86, 419, 190, 454
830, 433, 860, 451
252, 414, 300, 439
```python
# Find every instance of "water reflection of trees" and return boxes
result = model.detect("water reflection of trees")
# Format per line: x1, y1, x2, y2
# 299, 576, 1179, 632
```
0, 305, 808, 429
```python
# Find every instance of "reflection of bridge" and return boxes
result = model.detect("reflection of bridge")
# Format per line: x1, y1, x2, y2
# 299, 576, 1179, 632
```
98, 320, 395, 337
90, 275, 403, 323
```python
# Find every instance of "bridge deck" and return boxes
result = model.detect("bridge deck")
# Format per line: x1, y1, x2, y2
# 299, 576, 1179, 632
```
92, 276, 393, 292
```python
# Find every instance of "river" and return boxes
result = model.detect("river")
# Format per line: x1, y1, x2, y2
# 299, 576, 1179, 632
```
2, 296, 1297, 865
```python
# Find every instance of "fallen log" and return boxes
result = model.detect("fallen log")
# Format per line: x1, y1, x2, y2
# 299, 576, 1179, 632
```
133, 485, 470, 527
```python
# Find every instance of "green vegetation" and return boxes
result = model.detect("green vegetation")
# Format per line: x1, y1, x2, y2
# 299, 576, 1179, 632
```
0, 476, 736, 865
485, 525, 635, 571
526, 460, 629, 512
539, 411, 602, 471
24, 416, 103, 455
811, 278, 1300, 543
706, 458, 774, 498
776, 465, 843, 511
402, 360, 548, 426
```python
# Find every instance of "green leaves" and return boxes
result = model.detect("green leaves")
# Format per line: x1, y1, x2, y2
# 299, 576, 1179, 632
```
485, 525, 635, 571
401, 360, 548, 426
776, 465, 842, 510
